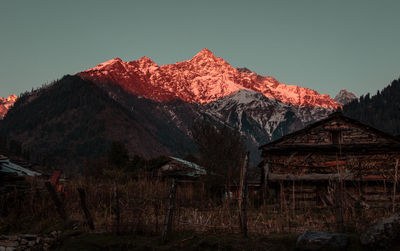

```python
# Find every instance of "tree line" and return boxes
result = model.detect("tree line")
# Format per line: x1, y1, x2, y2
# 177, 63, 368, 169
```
343, 78, 400, 136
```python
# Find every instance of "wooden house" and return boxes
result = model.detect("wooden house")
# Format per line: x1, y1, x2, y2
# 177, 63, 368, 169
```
259, 112, 400, 208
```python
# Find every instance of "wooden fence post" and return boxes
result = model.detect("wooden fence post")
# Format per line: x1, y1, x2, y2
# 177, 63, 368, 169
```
45, 181, 67, 221
262, 161, 270, 206
292, 180, 295, 217
238, 152, 249, 238
114, 182, 120, 235
162, 178, 177, 243
393, 159, 399, 212
335, 181, 344, 232
77, 188, 95, 230
154, 202, 160, 234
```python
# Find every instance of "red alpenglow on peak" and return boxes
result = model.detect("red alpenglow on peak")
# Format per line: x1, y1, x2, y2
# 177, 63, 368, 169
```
0, 94, 18, 119
77, 49, 339, 109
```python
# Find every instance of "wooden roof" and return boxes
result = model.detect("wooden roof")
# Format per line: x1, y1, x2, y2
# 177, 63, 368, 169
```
159, 156, 206, 178
260, 111, 400, 150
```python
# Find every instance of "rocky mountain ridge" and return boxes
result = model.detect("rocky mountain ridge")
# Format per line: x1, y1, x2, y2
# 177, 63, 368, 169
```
0, 49, 359, 167
77, 48, 340, 109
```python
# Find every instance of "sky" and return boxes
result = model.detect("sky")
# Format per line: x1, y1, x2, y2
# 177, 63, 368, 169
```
1, 0, 400, 98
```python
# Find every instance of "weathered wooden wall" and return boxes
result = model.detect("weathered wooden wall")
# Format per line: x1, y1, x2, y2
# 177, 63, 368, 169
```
261, 115, 400, 209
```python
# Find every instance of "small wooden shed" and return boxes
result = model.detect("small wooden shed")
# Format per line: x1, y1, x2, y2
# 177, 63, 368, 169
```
259, 112, 400, 208
158, 156, 206, 179
0, 155, 41, 176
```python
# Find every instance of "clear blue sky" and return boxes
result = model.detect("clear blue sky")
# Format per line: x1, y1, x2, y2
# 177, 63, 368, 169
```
1, 0, 400, 98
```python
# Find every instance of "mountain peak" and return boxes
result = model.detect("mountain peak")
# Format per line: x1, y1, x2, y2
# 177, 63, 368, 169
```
103, 58, 123, 64
137, 56, 157, 66
192, 48, 217, 60
85, 58, 123, 72
334, 89, 357, 106
6, 94, 18, 102
0, 94, 18, 119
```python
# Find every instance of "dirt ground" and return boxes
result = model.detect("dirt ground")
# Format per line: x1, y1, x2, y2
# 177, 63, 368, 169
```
53, 231, 381, 251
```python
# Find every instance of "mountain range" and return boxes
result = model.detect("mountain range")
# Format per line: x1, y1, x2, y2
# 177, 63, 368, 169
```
77, 48, 339, 109
0, 49, 360, 167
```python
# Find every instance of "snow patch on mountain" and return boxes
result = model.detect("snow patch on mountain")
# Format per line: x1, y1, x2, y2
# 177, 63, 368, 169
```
205, 89, 333, 141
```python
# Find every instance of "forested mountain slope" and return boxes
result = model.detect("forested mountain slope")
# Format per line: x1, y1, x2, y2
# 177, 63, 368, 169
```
343, 78, 400, 136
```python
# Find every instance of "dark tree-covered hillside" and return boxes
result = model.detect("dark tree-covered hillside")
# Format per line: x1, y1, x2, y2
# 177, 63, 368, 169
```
0, 75, 196, 169
343, 78, 400, 136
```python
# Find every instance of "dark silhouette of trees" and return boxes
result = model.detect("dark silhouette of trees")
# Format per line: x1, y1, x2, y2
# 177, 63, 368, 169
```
343, 78, 400, 136
107, 141, 129, 168
191, 121, 247, 198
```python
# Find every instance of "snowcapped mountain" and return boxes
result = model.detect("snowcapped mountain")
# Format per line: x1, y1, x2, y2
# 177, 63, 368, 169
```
0, 75, 335, 167
334, 89, 357, 106
0, 95, 17, 119
76, 49, 339, 163
0, 49, 341, 166
99, 79, 334, 163
206, 90, 294, 139
204, 89, 333, 150
77, 48, 339, 109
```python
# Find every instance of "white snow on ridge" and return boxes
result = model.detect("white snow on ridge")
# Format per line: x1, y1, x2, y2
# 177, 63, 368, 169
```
205, 88, 333, 140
